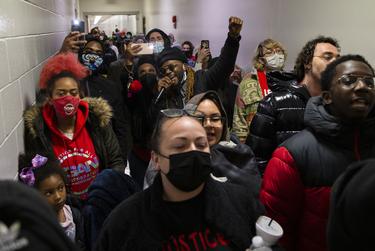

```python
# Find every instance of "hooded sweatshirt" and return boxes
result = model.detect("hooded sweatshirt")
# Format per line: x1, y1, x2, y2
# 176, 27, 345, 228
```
185, 91, 261, 190
145, 28, 172, 48
42, 100, 99, 200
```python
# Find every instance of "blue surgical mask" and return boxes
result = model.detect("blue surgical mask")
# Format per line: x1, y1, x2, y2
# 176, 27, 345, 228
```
152, 41, 165, 54
80, 53, 104, 72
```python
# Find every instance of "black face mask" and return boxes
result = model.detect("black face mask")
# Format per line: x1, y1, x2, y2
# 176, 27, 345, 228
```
164, 150, 212, 192
139, 73, 157, 93
183, 50, 193, 58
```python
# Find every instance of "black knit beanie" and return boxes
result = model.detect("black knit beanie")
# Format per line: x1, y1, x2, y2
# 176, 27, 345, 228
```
157, 47, 187, 68
0, 181, 79, 251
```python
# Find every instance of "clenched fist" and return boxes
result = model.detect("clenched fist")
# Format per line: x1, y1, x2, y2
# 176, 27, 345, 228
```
228, 16, 243, 38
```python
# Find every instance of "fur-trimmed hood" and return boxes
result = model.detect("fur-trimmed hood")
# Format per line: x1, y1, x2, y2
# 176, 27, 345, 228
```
24, 97, 113, 138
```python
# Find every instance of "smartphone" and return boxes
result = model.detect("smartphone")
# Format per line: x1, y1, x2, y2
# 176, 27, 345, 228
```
201, 40, 209, 49
71, 20, 85, 33
71, 20, 85, 41
132, 43, 154, 55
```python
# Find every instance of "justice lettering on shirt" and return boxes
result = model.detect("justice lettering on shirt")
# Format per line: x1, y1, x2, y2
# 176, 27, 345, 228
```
162, 227, 231, 251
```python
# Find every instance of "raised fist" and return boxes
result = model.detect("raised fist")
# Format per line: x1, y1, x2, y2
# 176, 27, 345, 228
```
228, 16, 243, 38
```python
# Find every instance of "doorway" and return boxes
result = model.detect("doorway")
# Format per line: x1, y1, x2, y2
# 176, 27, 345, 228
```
86, 14, 138, 37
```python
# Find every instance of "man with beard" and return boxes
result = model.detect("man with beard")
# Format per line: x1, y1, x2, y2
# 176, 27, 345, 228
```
154, 16, 243, 109
247, 36, 340, 172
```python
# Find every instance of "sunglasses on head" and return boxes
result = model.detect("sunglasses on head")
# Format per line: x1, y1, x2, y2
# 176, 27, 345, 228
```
160, 109, 204, 124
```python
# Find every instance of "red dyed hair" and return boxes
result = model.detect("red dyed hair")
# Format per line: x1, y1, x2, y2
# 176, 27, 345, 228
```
39, 52, 88, 89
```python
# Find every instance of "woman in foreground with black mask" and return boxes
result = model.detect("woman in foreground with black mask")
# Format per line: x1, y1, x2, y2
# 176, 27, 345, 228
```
144, 91, 261, 190
95, 110, 264, 251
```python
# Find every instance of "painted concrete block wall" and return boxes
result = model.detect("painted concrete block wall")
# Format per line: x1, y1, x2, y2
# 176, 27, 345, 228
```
0, 0, 77, 179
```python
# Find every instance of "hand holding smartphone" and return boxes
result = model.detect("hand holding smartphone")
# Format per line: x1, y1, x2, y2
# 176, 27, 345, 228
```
71, 20, 86, 41
201, 40, 209, 49
131, 43, 154, 55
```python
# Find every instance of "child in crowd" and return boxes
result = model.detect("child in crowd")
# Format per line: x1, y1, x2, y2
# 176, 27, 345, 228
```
18, 153, 85, 249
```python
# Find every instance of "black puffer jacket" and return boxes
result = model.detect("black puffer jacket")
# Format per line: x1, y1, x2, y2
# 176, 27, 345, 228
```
246, 83, 310, 172
23, 97, 125, 172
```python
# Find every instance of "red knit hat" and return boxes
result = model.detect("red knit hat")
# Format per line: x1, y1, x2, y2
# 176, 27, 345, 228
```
39, 52, 88, 89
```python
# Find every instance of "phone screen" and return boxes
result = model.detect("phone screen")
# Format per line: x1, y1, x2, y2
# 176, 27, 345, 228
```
71, 21, 85, 33
201, 40, 209, 49
132, 43, 154, 55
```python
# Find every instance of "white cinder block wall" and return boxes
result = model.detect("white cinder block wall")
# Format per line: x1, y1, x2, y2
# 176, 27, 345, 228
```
0, 0, 78, 179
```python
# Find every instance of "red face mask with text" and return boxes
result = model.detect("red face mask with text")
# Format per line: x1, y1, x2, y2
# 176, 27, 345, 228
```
51, 96, 80, 118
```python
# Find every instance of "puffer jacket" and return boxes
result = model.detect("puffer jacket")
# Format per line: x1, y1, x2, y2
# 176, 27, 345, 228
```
246, 83, 310, 172
186, 91, 261, 189
233, 71, 297, 142
259, 96, 375, 251
23, 97, 125, 172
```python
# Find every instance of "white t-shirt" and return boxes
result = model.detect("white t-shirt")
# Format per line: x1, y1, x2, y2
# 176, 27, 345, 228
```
60, 204, 76, 241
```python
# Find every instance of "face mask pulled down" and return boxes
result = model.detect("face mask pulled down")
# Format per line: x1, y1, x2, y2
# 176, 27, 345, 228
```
52, 96, 80, 118
265, 53, 285, 70
162, 150, 212, 192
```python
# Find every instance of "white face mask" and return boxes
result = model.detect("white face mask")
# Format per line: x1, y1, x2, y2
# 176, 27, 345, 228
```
265, 53, 285, 70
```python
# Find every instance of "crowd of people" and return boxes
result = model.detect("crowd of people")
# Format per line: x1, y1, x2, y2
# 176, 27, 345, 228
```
1, 15, 375, 251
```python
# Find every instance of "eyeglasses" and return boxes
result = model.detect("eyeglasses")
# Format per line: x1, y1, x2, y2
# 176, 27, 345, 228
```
337, 75, 375, 89
262, 48, 283, 57
160, 64, 180, 76
313, 53, 339, 62
201, 115, 225, 126
160, 109, 204, 124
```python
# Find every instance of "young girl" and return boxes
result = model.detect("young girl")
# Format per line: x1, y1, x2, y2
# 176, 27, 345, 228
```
18, 153, 85, 249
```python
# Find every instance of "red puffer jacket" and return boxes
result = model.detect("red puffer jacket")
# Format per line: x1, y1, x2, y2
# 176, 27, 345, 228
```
260, 97, 375, 251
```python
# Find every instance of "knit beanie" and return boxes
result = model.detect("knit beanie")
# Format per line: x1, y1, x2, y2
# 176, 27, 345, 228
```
133, 55, 157, 79
157, 47, 187, 68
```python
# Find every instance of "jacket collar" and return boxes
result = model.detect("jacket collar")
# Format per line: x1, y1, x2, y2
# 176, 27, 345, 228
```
24, 97, 113, 138
304, 96, 375, 149
42, 100, 89, 140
